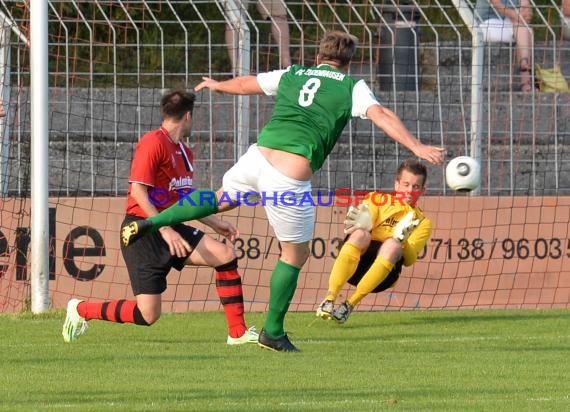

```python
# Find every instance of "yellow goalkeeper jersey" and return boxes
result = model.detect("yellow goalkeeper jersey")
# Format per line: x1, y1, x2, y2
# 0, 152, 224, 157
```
363, 191, 432, 267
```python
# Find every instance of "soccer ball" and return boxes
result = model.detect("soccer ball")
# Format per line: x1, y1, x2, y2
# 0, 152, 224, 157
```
445, 156, 480, 192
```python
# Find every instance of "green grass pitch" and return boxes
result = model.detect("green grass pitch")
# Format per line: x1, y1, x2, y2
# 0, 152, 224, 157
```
2, 309, 570, 411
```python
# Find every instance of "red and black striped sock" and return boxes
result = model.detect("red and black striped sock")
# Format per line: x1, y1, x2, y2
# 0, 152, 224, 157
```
77, 300, 149, 326
215, 259, 247, 338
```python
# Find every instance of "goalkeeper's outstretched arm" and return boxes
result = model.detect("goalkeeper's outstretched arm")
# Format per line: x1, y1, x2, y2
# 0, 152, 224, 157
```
401, 218, 432, 266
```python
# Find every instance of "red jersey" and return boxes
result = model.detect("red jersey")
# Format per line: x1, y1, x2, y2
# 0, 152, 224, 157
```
126, 127, 194, 217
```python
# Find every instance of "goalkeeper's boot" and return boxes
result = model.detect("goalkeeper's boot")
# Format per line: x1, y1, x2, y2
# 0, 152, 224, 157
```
121, 219, 153, 246
62, 298, 88, 343
227, 326, 259, 345
258, 329, 301, 353
316, 299, 334, 320
332, 301, 354, 324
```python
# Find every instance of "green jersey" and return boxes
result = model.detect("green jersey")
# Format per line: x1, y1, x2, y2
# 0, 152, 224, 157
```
256, 64, 379, 172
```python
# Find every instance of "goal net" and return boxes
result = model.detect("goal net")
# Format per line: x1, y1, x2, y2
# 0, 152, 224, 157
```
1, 0, 569, 313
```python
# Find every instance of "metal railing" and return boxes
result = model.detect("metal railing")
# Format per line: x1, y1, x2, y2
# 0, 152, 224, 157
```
0, 0, 568, 197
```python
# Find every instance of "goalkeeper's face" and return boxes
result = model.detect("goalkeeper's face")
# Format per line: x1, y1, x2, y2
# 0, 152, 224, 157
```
394, 170, 425, 206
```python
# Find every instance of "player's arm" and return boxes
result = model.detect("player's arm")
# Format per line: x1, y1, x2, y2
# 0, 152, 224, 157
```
364, 197, 380, 231
366, 105, 444, 165
350, 80, 443, 165
195, 76, 264, 95
128, 138, 165, 220
130, 182, 159, 218
401, 218, 432, 266
127, 138, 192, 256
196, 68, 287, 96
130, 183, 192, 257
198, 215, 239, 244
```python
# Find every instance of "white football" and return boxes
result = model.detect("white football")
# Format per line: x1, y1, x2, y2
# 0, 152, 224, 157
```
445, 156, 480, 192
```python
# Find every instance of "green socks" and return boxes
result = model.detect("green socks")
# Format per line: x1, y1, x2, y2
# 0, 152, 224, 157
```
264, 259, 300, 338
148, 188, 219, 229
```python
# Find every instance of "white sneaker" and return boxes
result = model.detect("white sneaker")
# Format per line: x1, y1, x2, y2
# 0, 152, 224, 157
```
316, 299, 334, 320
227, 326, 259, 345
332, 301, 354, 324
62, 299, 88, 343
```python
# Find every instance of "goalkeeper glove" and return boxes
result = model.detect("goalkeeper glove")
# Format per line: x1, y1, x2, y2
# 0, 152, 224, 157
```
392, 211, 420, 242
344, 203, 373, 234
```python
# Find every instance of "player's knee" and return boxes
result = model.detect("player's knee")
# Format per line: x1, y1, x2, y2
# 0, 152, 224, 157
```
144, 313, 160, 325
220, 244, 238, 264
381, 238, 404, 259
348, 229, 371, 249
138, 307, 161, 325
288, 245, 310, 267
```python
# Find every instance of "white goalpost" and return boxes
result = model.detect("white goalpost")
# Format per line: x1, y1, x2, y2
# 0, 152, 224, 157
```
30, 0, 49, 313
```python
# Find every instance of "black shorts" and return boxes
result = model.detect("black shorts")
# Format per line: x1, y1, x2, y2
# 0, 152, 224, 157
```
347, 240, 404, 293
120, 215, 205, 295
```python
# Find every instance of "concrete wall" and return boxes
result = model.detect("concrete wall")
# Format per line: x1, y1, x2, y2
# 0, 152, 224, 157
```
2, 43, 570, 196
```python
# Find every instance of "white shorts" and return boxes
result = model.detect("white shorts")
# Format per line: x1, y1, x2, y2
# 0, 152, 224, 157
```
478, 18, 514, 43
222, 144, 315, 243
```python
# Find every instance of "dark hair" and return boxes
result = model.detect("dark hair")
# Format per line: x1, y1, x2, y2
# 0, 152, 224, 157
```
318, 31, 358, 66
396, 159, 427, 186
160, 89, 196, 120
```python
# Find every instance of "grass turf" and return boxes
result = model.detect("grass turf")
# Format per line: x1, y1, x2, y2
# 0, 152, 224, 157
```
2, 309, 570, 411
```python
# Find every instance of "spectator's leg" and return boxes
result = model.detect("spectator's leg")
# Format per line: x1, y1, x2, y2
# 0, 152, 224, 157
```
562, 15, 570, 41
513, 23, 534, 92
257, 0, 291, 68
224, 0, 249, 75
270, 15, 291, 67
562, 0, 570, 40
225, 24, 238, 74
